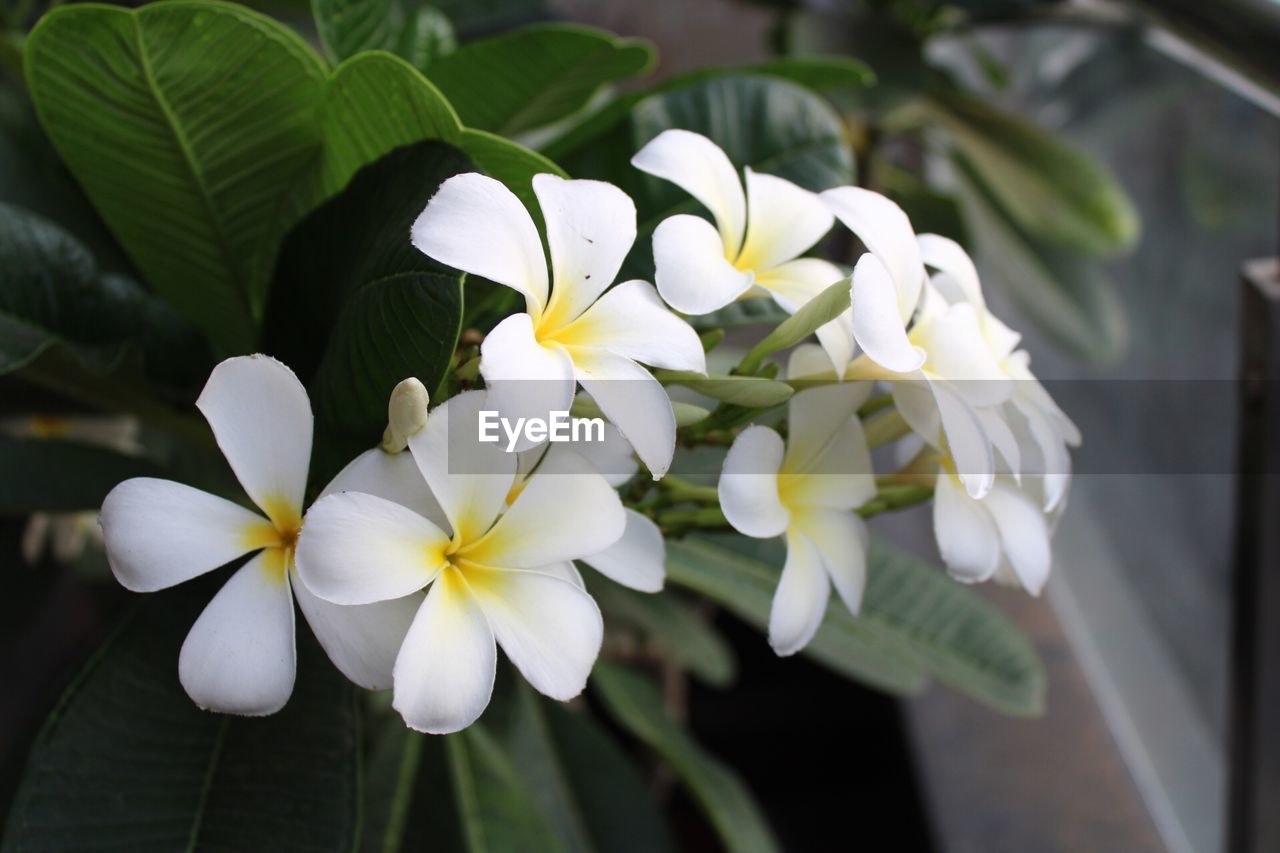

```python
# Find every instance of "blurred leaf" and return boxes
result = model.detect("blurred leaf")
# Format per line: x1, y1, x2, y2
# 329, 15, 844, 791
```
738, 277, 849, 375
654, 372, 794, 408
481, 675, 674, 853
666, 537, 926, 695
313, 0, 454, 65
954, 156, 1127, 363
553, 74, 852, 277
592, 663, 780, 853
689, 298, 791, 331
1, 584, 361, 851
0, 435, 162, 514
267, 140, 467, 482
446, 725, 564, 852
746, 56, 874, 94
395, 7, 457, 68
927, 89, 1139, 256
425, 24, 654, 136
0, 202, 205, 387
427, 0, 545, 37
24, 2, 329, 353
872, 159, 969, 245
675, 535, 1047, 715
588, 574, 736, 686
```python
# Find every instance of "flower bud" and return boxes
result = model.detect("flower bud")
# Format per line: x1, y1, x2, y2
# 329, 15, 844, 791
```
380, 377, 429, 453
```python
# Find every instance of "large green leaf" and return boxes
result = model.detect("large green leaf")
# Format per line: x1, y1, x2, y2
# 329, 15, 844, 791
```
927, 89, 1139, 257
287, 51, 563, 232
0, 202, 205, 386
267, 140, 468, 481
1, 583, 361, 851
672, 535, 1047, 715
555, 74, 852, 277
424, 24, 653, 136
24, 2, 329, 352
592, 663, 780, 853
954, 156, 1127, 363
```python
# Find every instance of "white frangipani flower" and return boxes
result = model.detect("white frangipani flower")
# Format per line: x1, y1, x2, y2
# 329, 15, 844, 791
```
632, 129, 853, 372
718, 345, 876, 656
100, 356, 314, 714
296, 391, 624, 734
411, 172, 705, 479
933, 463, 1052, 596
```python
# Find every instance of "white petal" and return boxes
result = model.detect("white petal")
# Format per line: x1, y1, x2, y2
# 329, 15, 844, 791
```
393, 569, 496, 734
534, 561, 586, 589
408, 391, 517, 543
976, 406, 1022, 477
719, 426, 789, 538
651, 214, 754, 315
822, 186, 924, 320
917, 303, 1011, 405
736, 169, 833, 272
296, 492, 450, 606
580, 509, 665, 592
462, 448, 625, 569
480, 313, 577, 454
466, 566, 603, 700
570, 349, 677, 479
757, 258, 854, 374
573, 419, 639, 487
794, 508, 869, 615
769, 529, 829, 656
552, 280, 706, 373
918, 233, 983, 308
100, 478, 263, 593
534, 174, 636, 328
632, 129, 745, 256
178, 551, 295, 715
321, 447, 445, 529
411, 172, 548, 316
933, 472, 1001, 583
983, 482, 1051, 595
931, 378, 995, 499
892, 380, 941, 447
850, 254, 925, 374
292, 569, 423, 691
196, 355, 312, 525
782, 417, 876, 511
785, 345, 872, 476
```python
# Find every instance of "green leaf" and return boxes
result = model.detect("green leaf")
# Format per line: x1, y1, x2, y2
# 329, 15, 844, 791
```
0, 202, 205, 386
666, 537, 927, 695
286, 52, 563, 234
24, 2, 329, 352
267, 140, 468, 481
654, 371, 794, 408
313, 0, 397, 61
1, 583, 361, 851
395, 7, 457, 70
673, 535, 1047, 715
424, 24, 654, 136
872, 159, 969, 246
587, 574, 736, 687
447, 725, 564, 853
738, 276, 850, 375
481, 674, 674, 853
953, 156, 1127, 363
0, 435, 163, 515
592, 663, 780, 853
746, 56, 875, 96
927, 89, 1139, 256
688, 298, 791, 332
554, 73, 852, 276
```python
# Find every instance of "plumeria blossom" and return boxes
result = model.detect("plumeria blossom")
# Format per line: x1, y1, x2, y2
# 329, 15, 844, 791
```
411, 172, 705, 479
718, 345, 876, 655
632, 129, 854, 372
98, 356, 423, 714
296, 391, 624, 734
513, 421, 666, 592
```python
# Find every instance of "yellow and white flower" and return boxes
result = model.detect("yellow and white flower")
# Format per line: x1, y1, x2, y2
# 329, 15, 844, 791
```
296, 391, 625, 734
632, 129, 853, 372
98, 356, 421, 714
411, 172, 705, 478
717, 346, 876, 655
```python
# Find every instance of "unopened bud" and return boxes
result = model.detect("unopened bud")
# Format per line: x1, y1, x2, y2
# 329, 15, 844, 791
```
380, 377, 430, 453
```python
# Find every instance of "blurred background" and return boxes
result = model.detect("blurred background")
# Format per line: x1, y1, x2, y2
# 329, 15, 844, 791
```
2, 1, 1277, 851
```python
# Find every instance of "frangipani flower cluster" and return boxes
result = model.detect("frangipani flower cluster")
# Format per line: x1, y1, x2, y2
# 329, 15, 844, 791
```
96, 131, 1078, 726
